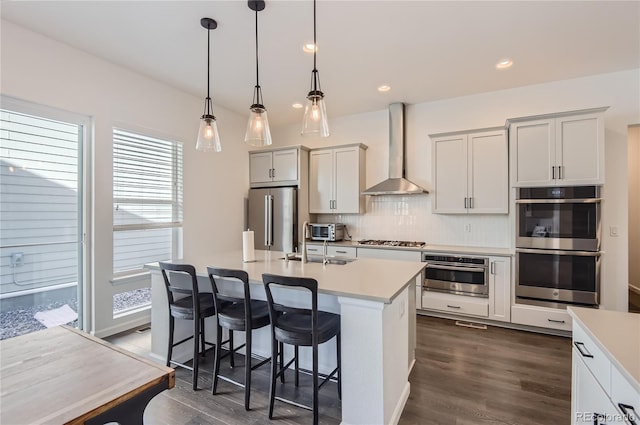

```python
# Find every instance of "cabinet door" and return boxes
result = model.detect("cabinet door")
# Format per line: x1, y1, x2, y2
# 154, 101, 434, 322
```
468, 130, 508, 214
488, 256, 511, 322
556, 113, 605, 185
309, 150, 333, 213
334, 147, 361, 213
250, 152, 273, 184
272, 148, 298, 182
511, 119, 555, 187
573, 349, 625, 424
433, 135, 468, 213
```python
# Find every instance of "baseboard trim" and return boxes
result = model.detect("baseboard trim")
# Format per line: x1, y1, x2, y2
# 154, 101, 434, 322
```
629, 284, 640, 294
389, 381, 411, 425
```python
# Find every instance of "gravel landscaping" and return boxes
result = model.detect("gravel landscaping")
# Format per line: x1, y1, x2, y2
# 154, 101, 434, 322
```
0, 287, 151, 340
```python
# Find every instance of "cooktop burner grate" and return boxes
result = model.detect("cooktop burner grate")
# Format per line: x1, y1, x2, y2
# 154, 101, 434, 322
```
358, 240, 426, 248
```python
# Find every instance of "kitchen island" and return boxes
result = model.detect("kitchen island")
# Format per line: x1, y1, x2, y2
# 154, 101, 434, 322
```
146, 250, 424, 425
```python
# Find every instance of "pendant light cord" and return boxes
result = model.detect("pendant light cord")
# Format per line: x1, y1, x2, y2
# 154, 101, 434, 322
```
253, 6, 263, 106
255, 8, 260, 89
313, 0, 317, 72
206, 24, 212, 115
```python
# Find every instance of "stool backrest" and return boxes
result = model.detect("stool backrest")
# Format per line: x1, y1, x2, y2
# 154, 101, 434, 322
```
207, 267, 252, 323
159, 262, 201, 317
261, 273, 319, 339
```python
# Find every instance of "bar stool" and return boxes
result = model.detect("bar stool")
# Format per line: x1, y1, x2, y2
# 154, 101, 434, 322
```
262, 273, 341, 425
159, 262, 216, 390
207, 267, 273, 410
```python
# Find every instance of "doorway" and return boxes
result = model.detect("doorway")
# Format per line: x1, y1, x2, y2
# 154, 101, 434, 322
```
0, 97, 90, 339
629, 125, 640, 313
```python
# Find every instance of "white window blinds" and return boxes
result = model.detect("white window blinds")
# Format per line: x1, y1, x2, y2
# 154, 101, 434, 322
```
113, 129, 183, 273
1, 108, 83, 290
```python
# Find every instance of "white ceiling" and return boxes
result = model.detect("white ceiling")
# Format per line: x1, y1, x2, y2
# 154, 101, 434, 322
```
2, 1, 639, 127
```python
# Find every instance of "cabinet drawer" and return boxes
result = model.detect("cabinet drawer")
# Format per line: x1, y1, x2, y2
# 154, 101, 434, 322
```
611, 366, 640, 422
573, 323, 611, 393
511, 304, 572, 331
422, 291, 488, 317
306, 244, 322, 255
328, 246, 357, 258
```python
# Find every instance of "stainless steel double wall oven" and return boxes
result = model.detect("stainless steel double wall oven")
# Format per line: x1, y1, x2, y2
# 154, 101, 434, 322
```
515, 186, 601, 307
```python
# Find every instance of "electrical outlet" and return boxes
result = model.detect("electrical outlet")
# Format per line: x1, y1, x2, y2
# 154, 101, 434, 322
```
609, 225, 620, 237
11, 252, 24, 267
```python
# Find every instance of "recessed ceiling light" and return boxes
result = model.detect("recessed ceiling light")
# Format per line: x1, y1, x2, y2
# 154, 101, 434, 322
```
292, 103, 303, 109
496, 58, 513, 70
302, 43, 317, 53
377, 85, 391, 92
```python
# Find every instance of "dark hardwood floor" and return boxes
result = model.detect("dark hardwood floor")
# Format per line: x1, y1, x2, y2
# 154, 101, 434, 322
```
106, 315, 571, 425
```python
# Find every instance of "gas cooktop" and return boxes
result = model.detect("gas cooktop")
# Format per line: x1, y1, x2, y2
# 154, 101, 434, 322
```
358, 240, 426, 248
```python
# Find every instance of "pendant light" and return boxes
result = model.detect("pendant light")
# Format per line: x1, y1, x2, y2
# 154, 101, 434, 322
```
301, 0, 329, 137
244, 1, 272, 147
196, 17, 222, 152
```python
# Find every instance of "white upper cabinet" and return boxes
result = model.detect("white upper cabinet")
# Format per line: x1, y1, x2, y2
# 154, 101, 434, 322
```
309, 144, 367, 214
432, 128, 508, 214
250, 147, 300, 187
509, 108, 607, 187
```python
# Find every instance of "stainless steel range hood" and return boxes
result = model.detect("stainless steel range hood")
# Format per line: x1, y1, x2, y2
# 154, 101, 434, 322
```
362, 103, 428, 195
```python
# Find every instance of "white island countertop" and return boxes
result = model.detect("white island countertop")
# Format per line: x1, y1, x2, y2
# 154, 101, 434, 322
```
146, 249, 425, 304
568, 306, 640, 392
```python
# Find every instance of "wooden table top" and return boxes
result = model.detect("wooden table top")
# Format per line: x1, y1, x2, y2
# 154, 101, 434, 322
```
0, 325, 174, 425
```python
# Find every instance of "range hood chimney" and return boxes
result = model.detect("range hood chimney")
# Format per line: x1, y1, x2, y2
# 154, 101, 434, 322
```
362, 103, 428, 195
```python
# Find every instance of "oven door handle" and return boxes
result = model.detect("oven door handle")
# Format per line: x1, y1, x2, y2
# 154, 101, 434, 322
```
425, 264, 487, 273
515, 198, 602, 204
516, 248, 601, 257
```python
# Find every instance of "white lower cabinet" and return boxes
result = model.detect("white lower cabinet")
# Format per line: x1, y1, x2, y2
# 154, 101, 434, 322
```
573, 348, 624, 424
571, 320, 636, 425
422, 291, 489, 317
488, 256, 510, 322
611, 367, 640, 425
511, 304, 572, 331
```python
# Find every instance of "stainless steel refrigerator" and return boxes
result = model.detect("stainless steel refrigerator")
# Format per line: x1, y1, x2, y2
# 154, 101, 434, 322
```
248, 187, 297, 252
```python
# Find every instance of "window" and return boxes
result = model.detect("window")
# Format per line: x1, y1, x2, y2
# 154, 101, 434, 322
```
113, 129, 183, 274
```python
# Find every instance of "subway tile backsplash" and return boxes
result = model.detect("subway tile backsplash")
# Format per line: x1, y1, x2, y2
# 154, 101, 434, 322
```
317, 195, 510, 248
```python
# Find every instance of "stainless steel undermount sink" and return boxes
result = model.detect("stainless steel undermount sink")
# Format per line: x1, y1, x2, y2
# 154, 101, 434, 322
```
280, 255, 356, 265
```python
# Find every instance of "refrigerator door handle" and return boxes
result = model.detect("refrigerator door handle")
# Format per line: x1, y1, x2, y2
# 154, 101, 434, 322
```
266, 194, 274, 246
264, 195, 270, 246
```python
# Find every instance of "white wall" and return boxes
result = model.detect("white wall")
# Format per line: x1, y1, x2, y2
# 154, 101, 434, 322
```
629, 125, 640, 290
1, 20, 250, 336
273, 69, 640, 312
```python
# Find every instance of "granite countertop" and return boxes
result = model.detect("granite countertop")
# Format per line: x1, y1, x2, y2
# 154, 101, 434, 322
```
146, 249, 424, 304
568, 306, 640, 392
305, 240, 513, 256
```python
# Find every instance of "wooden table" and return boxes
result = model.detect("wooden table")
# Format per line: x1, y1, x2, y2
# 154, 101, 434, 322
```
0, 325, 174, 425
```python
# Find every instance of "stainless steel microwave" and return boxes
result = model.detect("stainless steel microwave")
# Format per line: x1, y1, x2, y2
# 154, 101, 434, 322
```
310, 223, 345, 241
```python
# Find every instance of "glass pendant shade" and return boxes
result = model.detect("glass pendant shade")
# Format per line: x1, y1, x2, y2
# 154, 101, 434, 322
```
245, 105, 272, 147
196, 115, 221, 152
301, 92, 329, 137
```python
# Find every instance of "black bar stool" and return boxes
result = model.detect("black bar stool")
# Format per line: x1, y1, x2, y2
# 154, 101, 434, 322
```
262, 273, 341, 425
159, 262, 216, 390
207, 267, 273, 410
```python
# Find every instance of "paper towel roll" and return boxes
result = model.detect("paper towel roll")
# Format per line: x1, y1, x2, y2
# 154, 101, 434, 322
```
243, 230, 255, 262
